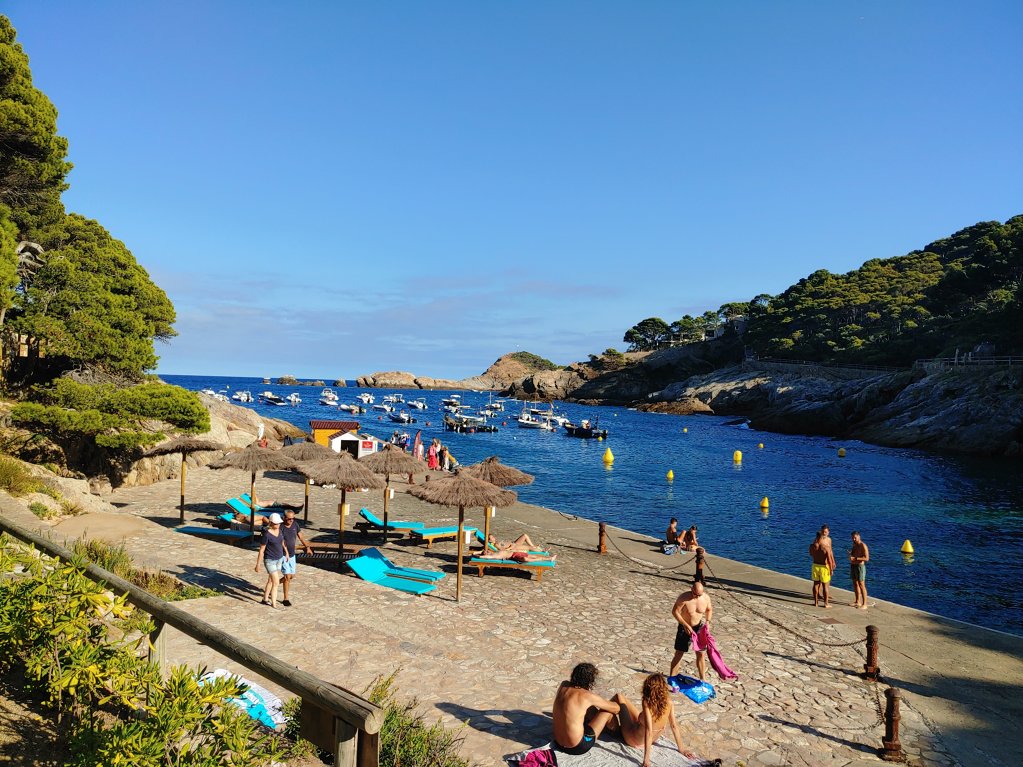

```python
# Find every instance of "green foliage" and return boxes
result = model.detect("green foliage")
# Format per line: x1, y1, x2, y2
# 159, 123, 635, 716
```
623, 317, 671, 351
507, 351, 558, 371
11, 402, 123, 435
0, 204, 19, 319
0, 454, 41, 495
12, 214, 176, 377
0, 535, 300, 766
0, 17, 72, 234
367, 670, 470, 767
28, 500, 55, 518
94, 431, 162, 451
70, 538, 219, 602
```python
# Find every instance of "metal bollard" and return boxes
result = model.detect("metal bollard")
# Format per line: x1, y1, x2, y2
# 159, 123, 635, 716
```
864, 625, 880, 680
695, 547, 705, 583
598, 522, 607, 554
879, 687, 904, 762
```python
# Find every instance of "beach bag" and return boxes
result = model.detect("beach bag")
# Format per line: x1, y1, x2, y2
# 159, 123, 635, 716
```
667, 673, 716, 704
662, 543, 680, 555
506, 745, 558, 766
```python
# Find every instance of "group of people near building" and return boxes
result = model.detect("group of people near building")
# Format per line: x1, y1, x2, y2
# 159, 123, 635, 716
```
426, 437, 458, 472
809, 524, 870, 609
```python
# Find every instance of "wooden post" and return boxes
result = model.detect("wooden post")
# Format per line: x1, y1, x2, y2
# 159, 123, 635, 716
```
695, 547, 705, 583
249, 473, 257, 534
304, 479, 310, 522
598, 522, 607, 554
864, 625, 880, 680
456, 505, 465, 602
381, 476, 390, 543
483, 506, 494, 550
179, 456, 187, 523
358, 729, 380, 766
338, 502, 346, 572
880, 687, 904, 762
334, 716, 358, 767
147, 618, 166, 705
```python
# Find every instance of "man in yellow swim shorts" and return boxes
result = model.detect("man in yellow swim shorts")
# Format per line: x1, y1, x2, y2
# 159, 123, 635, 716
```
809, 530, 833, 608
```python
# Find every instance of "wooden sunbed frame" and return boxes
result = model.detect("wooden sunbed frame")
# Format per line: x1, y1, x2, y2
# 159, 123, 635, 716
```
465, 556, 554, 582
409, 527, 477, 549
295, 542, 364, 564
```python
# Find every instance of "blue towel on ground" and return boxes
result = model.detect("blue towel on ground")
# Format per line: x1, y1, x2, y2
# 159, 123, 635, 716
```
667, 674, 715, 704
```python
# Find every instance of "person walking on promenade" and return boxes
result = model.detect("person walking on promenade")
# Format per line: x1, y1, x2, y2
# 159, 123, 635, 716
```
809, 530, 832, 608
670, 581, 714, 680
552, 663, 620, 755
280, 509, 312, 607
609, 674, 691, 767
255, 513, 289, 608
849, 531, 870, 609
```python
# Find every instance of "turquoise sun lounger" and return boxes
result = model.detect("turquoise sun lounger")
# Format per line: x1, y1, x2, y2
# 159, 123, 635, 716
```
226, 498, 260, 518
474, 529, 549, 556
175, 526, 253, 546
410, 525, 479, 548
466, 555, 555, 582
354, 508, 425, 535
347, 555, 437, 595
360, 548, 446, 582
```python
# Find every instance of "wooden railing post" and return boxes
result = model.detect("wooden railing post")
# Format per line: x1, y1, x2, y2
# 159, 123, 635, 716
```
880, 687, 904, 761
695, 547, 705, 583
864, 625, 880, 680
598, 522, 607, 554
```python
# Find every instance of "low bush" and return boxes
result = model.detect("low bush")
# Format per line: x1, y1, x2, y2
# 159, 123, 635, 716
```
70, 539, 219, 602
29, 501, 56, 519
0, 455, 41, 496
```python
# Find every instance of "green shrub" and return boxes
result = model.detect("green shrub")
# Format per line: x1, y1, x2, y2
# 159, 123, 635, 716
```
60, 497, 85, 516
11, 402, 121, 435
507, 351, 558, 371
0, 455, 41, 496
42, 379, 210, 433
37, 482, 63, 502
29, 501, 56, 519
70, 539, 219, 601
94, 431, 162, 450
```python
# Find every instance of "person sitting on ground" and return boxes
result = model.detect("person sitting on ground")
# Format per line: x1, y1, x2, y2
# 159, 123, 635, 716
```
552, 663, 620, 755
681, 525, 699, 552
485, 532, 542, 554
665, 518, 681, 546
608, 674, 691, 767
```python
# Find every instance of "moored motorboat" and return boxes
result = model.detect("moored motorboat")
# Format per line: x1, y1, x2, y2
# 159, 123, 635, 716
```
444, 414, 498, 433
286, 393, 302, 405
259, 391, 288, 407
563, 419, 608, 439
389, 411, 416, 423
372, 403, 394, 412
407, 397, 428, 410
357, 393, 375, 404
319, 388, 339, 405
232, 390, 254, 403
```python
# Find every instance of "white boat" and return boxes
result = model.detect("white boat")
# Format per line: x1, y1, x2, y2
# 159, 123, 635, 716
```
319, 388, 339, 405
200, 388, 217, 397
232, 390, 254, 403
388, 411, 416, 423
407, 397, 428, 410
517, 403, 555, 429
441, 395, 461, 408
286, 393, 302, 405
259, 391, 288, 407
357, 393, 375, 404
372, 403, 394, 412
382, 393, 405, 404
338, 402, 363, 413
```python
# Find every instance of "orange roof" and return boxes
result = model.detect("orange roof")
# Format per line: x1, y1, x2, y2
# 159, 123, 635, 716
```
309, 420, 360, 432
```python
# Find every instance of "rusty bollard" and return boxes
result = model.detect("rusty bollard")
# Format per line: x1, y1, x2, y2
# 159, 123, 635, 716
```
694, 547, 705, 583
864, 625, 880, 680
598, 522, 607, 554
880, 687, 904, 762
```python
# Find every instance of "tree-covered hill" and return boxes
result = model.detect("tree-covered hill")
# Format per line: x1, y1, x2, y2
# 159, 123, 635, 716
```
622, 215, 1022, 366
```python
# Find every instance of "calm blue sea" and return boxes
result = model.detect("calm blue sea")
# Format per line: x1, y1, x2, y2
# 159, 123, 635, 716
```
163, 374, 1023, 636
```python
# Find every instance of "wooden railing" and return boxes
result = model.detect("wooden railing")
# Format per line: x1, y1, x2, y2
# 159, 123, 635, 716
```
914, 355, 1023, 369
0, 515, 382, 767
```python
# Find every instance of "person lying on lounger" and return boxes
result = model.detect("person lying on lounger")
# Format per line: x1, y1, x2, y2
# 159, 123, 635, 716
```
476, 548, 556, 563
486, 533, 542, 553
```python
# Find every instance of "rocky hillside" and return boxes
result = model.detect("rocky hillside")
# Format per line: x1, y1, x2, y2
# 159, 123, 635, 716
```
356, 352, 560, 390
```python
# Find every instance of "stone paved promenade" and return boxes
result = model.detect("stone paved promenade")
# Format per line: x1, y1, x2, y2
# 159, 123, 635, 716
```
5, 465, 1023, 767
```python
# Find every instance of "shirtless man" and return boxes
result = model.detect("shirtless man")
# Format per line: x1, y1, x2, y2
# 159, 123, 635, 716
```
849, 531, 870, 609
669, 581, 714, 680
809, 530, 832, 608
681, 525, 699, 552
552, 663, 620, 755
819, 524, 837, 574
665, 518, 681, 545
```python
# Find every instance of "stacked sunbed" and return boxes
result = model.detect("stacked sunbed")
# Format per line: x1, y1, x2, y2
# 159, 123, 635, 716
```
346, 548, 446, 595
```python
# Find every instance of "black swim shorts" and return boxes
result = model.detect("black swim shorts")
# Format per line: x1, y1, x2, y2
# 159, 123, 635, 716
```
674, 621, 704, 653
557, 724, 596, 755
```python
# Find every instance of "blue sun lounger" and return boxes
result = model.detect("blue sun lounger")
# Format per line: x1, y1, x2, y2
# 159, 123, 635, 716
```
175, 526, 253, 546
466, 555, 555, 582
409, 525, 478, 548
347, 555, 437, 595
360, 548, 446, 583
226, 498, 260, 518
354, 508, 425, 535
474, 529, 550, 556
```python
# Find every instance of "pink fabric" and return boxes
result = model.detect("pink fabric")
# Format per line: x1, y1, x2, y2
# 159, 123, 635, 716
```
427, 445, 438, 470
692, 625, 739, 680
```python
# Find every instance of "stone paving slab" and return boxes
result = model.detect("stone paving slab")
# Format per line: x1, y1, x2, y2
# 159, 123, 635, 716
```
5, 465, 1022, 767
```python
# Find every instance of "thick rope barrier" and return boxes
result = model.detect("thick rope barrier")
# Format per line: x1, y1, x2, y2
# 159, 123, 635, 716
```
603, 530, 698, 572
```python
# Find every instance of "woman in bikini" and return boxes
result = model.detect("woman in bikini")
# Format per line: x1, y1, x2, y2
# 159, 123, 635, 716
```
609, 674, 691, 767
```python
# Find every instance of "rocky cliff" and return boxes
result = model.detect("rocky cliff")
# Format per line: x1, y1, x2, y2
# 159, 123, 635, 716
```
356, 352, 559, 390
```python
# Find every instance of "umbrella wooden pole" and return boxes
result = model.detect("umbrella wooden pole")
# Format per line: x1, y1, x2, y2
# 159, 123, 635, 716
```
304, 479, 310, 522
381, 474, 391, 542
483, 506, 492, 551
179, 455, 187, 523
250, 473, 256, 534
456, 505, 465, 602
338, 501, 345, 572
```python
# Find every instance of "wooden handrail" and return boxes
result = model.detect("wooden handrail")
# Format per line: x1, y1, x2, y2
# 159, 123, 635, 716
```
0, 515, 383, 739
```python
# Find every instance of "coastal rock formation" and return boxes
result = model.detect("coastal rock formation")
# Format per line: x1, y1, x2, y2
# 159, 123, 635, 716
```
356, 352, 559, 391
356, 371, 419, 388
503, 364, 594, 400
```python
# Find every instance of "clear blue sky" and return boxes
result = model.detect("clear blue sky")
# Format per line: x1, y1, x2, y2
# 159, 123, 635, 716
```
6, 2, 1022, 379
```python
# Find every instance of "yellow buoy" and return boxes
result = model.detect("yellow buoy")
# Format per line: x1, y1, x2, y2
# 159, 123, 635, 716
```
901, 539, 914, 555
758, 443, 764, 449
597, 435, 603, 441
838, 448, 847, 458
666, 469, 674, 482
602, 447, 614, 465
733, 450, 742, 463
683, 427, 688, 433
759, 497, 769, 509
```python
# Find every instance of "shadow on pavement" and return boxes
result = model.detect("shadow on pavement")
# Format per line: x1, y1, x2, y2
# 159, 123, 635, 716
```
436, 701, 552, 743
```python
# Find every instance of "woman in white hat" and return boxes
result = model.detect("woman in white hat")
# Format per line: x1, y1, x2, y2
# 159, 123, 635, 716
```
255, 512, 290, 608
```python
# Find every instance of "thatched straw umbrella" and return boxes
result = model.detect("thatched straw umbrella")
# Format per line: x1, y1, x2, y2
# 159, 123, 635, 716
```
461, 456, 534, 546
209, 445, 297, 532
359, 445, 422, 541
144, 437, 225, 522
280, 440, 339, 521
296, 453, 384, 569
408, 472, 516, 602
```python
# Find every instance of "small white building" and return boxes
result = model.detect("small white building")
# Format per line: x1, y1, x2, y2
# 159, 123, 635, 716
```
329, 430, 385, 459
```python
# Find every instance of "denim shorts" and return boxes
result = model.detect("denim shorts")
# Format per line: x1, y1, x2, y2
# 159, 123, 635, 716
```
264, 556, 285, 574
281, 556, 297, 575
